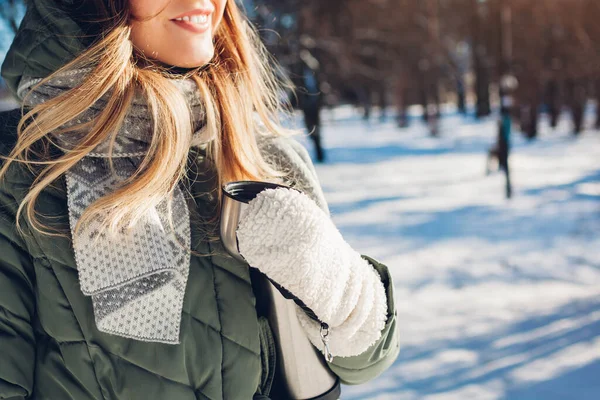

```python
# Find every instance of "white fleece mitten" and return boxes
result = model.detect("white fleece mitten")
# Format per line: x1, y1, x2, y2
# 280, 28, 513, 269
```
237, 188, 388, 358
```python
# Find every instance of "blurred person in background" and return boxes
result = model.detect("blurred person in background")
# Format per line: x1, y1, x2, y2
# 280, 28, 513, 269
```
0, 1, 399, 399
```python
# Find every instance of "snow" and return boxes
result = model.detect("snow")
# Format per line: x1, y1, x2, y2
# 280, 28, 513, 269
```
1, 86, 597, 397
0, 98, 17, 111
296, 107, 600, 399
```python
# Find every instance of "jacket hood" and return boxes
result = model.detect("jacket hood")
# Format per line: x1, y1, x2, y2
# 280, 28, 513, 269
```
1, 0, 86, 98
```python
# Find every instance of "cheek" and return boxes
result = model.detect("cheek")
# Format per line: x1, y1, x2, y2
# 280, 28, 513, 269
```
129, 21, 160, 58
129, 0, 169, 20
129, 0, 171, 54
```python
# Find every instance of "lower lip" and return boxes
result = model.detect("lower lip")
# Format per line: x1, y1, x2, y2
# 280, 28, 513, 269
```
171, 19, 211, 34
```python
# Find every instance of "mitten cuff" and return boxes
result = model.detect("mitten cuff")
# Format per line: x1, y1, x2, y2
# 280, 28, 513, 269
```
296, 262, 388, 358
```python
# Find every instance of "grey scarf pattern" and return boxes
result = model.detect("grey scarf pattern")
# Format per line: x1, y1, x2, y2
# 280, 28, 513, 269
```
18, 68, 212, 344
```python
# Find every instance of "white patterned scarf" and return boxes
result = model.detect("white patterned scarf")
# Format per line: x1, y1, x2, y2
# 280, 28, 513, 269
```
18, 68, 212, 344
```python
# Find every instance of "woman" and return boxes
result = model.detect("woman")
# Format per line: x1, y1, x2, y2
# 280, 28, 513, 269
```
0, 1, 399, 399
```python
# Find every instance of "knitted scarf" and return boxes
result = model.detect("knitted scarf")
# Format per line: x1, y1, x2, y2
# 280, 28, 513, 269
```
18, 69, 212, 344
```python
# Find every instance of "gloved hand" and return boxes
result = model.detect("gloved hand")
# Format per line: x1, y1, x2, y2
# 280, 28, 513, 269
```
236, 187, 388, 358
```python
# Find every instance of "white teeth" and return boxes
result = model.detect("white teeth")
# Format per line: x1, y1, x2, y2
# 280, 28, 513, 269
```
175, 14, 208, 24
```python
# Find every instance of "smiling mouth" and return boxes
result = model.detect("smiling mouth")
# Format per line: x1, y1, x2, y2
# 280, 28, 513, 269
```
171, 14, 211, 34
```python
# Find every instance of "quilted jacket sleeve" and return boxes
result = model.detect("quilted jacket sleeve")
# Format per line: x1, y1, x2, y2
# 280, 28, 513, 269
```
0, 121, 37, 399
286, 138, 400, 385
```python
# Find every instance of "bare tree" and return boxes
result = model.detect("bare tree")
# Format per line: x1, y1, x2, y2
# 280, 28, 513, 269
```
253, 0, 600, 138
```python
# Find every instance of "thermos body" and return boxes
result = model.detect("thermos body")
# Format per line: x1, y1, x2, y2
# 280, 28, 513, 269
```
220, 181, 341, 400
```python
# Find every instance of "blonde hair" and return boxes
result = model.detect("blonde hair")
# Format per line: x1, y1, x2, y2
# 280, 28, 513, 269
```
0, 1, 293, 239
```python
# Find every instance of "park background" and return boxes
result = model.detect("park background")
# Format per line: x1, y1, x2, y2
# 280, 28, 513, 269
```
2, 1, 600, 399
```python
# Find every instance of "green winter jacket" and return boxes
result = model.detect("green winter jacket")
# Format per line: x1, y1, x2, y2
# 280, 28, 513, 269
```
0, 2, 400, 400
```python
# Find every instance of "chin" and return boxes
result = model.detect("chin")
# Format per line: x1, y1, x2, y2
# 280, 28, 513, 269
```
168, 45, 215, 69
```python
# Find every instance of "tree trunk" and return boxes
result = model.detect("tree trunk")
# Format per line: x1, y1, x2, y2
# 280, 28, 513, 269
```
546, 80, 560, 129
472, 0, 491, 118
378, 83, 387, 122
572, 103, 584, 136
595, 79, 600, 130
522, 104, 539, 139
396, 85, 410, 128
566, 80, 586, 136
457, 79, 467, 115
420, 71, 429, 123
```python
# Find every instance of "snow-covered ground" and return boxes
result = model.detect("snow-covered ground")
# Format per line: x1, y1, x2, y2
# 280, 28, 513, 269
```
0, 97, 18, 112
298, 107, 600, 400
